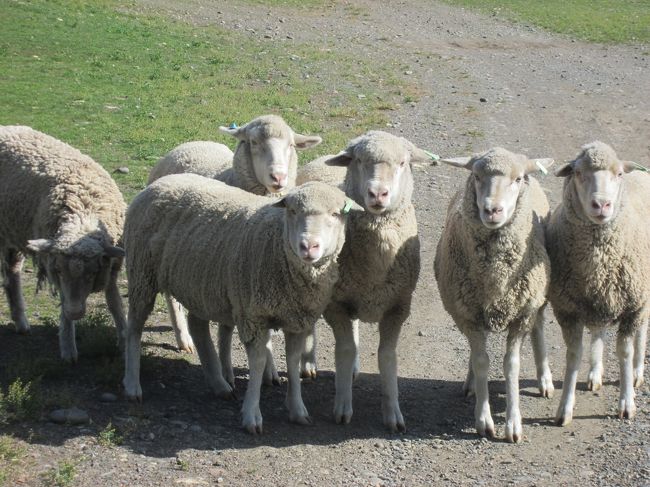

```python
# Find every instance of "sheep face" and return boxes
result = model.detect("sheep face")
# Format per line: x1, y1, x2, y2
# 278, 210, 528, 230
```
556, 142, 639, 225
442, 148, 553, 229
324, 131, 431, 215
274, 182, 363, 264
221, 115, 322, 194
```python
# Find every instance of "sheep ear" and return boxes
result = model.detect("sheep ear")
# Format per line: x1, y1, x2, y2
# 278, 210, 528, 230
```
324, 150, 353, 167
440, 157, 473, 170
293, 134, 322, 150
402, 138, 438, 165
555, 162, 574, 177
622, 160, 649, 173
525, 158, 554, 175
219, 124, 247, 141
103, 246, 125, 258
27, 239, 55, 254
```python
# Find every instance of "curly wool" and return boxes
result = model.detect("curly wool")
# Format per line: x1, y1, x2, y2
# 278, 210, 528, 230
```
124, 175, 344, 344
435, 175, 550, 334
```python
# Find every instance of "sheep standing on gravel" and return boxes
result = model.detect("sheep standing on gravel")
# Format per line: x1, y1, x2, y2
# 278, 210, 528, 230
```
547, 141, 650, 425
0, 126, 126, 362
148, 115, 322, 365
122, 175, 362, 434
301, 131, 430, 432
434, 148, 555, 442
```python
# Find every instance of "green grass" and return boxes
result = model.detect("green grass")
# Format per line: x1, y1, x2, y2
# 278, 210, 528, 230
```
0, 436, 26, 486
0, 0, 408, 201
0, 378, 43, 423
97, 422, 123, 447
442, 0, 650, 44
44, 460, 77, 487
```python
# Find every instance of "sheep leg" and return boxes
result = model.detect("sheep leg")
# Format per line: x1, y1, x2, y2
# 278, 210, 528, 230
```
587, 327, 606, 391
263, 334, 281, 386
617, 332, 636, 420
300, 323, 318, 380
58, 300, 78, 363
504, 330, 524, 443
2, 249, 30, 334
187, 313, 234, 400
378, 307, 407, 433
352, 319, 361, 381
462, 358, 475, 397
633, 320, 647, 388
164, 293, 195, 353
217, 322, 235, 388
325, 302, 357, 425
242, 330, 269, 435
467, 329, 494, 438
123, 289, 156, 401
104, 261, 127, 352
555, 324, 584, 426
285, 329, 312, 425
530, 310, 554, 398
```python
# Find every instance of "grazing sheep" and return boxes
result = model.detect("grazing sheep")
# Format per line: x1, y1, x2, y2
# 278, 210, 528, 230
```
0, 126, 126, 362
434, 147, 555, 442
547, 141, 650, 425
148, 115, 322, 362
122, 175, 362, 434
307, 131, 430, 432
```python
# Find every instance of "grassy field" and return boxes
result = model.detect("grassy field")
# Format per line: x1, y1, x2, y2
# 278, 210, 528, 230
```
0, 0, 411, 200
442, 0, 650, 44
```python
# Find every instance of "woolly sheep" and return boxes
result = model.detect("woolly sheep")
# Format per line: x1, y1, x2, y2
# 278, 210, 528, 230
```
305, 131, 431, 432
434, 148, 554, 442
547, 141, 650, 425
148, 115, 322, 361
0, 126, 126, 362
122, 174, 362, 434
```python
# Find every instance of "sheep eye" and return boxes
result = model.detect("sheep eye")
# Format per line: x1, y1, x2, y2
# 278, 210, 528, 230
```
516, 177, 522, 183
399, 160, 406, 167
474, 174, 480, 182
617, 171, 623, 178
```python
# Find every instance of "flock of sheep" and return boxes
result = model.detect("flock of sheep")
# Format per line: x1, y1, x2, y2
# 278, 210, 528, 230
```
0, 117, 648, 442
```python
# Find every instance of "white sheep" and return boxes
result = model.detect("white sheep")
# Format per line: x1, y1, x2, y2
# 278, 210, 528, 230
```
547, 141, 650, 425
122, 175, 362, 434
301, 131, 431, 432
149, 115, 322, 365
434, 147, 555, 442
0, 126, 126, 362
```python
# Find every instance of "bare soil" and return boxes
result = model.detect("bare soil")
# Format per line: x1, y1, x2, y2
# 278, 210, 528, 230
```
2, 1, 650, 485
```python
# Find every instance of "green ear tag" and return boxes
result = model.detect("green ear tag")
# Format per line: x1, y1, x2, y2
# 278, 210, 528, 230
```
632, 161, 648, 172
423, 150, 440, 162
229, 122, 238, 129
535, 160, 549, 175
342, 199, 354, 214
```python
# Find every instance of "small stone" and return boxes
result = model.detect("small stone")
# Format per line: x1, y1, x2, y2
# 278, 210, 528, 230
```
417, 330, 426, 337
49, 407, 89, 425
479, 97, 487, 102
114, 167, 129, 174
357, 94, 366, 99
217, 478, 224, 484
404, 70, 413, 75
100, 392, 118, 402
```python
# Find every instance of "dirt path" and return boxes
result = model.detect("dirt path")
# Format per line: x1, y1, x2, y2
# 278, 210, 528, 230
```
4, 1, 650, 485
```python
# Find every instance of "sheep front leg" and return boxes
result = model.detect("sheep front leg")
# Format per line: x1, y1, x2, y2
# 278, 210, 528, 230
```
285, 329, 312, 425
2, 249, 30, 334
378, 306, 407, 433
633, 320, 647, 388
352, 319, 361, 381
263, 334, 281, 386
187, 313, 234, 400
58, 304, 78, 363
504, 330, 524, 443
241, 330, 270, 435
300, 323, 318, 380
325, 302, 357, 425
530, 310, 554, 398
123, 289, 156, 401
617, 332, 636, 420
555, 323, 584, 426
164, 293, 195, 353
104, 261, 127, 352
587, 327, 606, 391
462, 358, 475, 397
467, 329, 494, 438
217, 322, 235, 388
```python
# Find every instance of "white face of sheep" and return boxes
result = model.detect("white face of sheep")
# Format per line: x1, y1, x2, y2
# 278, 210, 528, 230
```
556, 145, 640, 225
442, 151, 553, 229
220, 120, 322, 194
26, 239, 125, 320
274, 183, 363, 264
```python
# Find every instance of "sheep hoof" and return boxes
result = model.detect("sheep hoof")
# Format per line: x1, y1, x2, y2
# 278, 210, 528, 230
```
554, 414, 572, 427
242, 410, 263, 435
333, 408, 353, 425
178, 343, 195, 354
538, 375, 554, 398
618, 399, 636, 420
463, 386, 475, 398
263, 374, 281, 387
300, 365, 317, 380
15, 323, 31, 335
633, 372, 644, 389
290, 414, 313, 426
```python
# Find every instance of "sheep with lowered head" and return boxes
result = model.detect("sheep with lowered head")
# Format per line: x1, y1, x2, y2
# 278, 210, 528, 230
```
547, 141, 650, 425
434, 147, 554, 442
0, 126, 126, 362
122, 174, 362, 434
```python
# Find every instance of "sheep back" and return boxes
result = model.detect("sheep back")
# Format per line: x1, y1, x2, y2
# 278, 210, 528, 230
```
147, 141, 234, 185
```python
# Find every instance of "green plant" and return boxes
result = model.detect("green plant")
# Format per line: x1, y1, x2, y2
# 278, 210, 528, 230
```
45, 460, 77, 487
175, 457, 190, 472
0, 436, 26, 486
0, 378, 43, 422
98, 422, 123, 447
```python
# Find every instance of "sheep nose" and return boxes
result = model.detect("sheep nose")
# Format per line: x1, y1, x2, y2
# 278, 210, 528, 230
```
299, 239, 320, 260
484, 206, 503, 217
591, 199, 611, 212
367, 187, 390, 205
270, 172, 287, 187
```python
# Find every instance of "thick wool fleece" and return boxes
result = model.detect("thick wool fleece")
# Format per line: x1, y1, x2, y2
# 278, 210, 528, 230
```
435, 176, 550, 335
296, 155, 348, 188
124, 174, 345, 344
546, 170, 650, 336
0, 125, 125, 261
147, 141, 234, 184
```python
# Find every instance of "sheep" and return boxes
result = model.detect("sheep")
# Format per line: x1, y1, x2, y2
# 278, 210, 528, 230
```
121, 174, 362, 434
546, 141, 650, 426
434, 147, 555, 442
301, 130, 431, 432
0, 126, 126, 362
148, 115, 322, 363
296, 154, 348, 188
